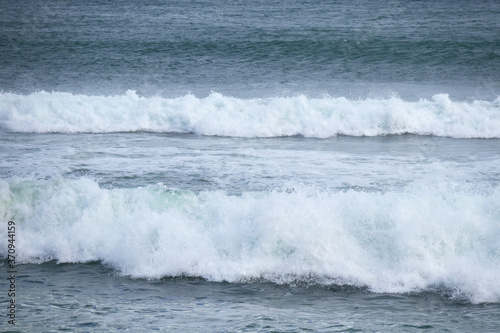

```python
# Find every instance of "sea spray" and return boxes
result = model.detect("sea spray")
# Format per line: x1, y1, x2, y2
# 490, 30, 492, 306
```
1, 177, 499, 303
1, 91, 499, 138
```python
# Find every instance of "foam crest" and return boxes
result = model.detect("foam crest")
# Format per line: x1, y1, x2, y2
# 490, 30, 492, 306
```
1, 177, 499, 303
1, 91, 499, 138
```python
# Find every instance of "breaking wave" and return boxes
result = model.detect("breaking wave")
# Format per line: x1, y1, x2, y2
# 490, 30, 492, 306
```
1, 177, 499, 303
1, 90, 499, 138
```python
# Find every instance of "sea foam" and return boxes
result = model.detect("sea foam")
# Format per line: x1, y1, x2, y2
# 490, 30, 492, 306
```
1, 91, 499, 138
1, 177, 499, 303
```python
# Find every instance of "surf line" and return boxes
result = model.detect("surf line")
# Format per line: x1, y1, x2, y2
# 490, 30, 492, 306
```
6, 220, 16, 325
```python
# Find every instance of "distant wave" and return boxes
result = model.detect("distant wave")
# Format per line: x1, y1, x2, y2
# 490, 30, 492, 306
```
1, 177, 499, 303
1, 90, 499, 138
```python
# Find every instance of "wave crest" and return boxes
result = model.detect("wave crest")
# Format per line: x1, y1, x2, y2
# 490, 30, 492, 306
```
1, 177, 500, 303
1, 90, 499, 138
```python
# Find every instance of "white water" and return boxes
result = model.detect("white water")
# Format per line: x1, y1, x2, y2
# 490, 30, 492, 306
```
1, 177, 499, 303
1, 91, 499, 138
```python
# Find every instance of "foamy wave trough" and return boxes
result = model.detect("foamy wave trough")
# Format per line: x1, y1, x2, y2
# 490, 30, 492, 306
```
1, 177, 499, 303
1, 91, 499, 138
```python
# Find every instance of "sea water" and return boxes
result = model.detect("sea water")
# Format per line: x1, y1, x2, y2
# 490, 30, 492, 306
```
1, 0, 500, 332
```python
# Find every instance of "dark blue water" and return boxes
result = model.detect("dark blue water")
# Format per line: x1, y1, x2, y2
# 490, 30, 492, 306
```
1, 0, 499, 98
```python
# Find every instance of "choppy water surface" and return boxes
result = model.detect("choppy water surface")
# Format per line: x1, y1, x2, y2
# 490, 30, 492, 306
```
1, 0, 499, 331
12, 262, 500, 332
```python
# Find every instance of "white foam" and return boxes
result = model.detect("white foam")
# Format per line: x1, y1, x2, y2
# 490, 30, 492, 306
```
1, 91, 499, 138
1, 177, 499, 303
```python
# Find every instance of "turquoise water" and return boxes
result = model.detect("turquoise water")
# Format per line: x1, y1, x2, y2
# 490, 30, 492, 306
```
1, 0, 500, 331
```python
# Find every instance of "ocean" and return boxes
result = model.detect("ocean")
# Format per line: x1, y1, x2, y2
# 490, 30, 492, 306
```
1, 0, 500, 331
